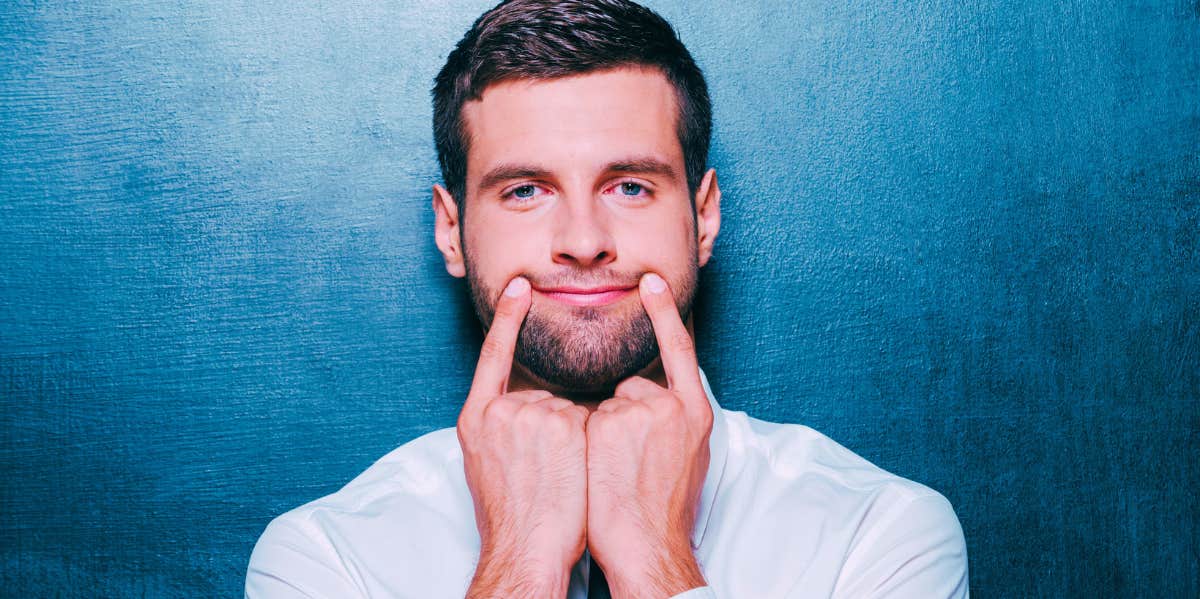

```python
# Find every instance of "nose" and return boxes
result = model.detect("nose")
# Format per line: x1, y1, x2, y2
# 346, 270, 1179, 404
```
550, 194, 616, 268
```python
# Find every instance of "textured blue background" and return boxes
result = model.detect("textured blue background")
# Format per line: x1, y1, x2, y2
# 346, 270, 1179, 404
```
2, 1, 1197, 596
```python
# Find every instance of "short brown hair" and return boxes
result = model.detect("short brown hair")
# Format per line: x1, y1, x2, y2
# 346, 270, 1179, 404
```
432, 0, 712, 205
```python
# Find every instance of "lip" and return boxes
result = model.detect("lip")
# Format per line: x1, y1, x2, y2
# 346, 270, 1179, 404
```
535, 284, 637, 307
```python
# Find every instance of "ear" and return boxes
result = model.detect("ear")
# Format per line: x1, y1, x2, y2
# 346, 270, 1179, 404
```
693, 168, 722, 268
432, 184, 466, 278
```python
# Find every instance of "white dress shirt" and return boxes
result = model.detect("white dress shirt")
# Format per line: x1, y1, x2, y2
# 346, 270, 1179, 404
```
247, 368, 968, 598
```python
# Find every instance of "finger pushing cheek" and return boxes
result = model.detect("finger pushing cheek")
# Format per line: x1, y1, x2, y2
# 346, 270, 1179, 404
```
637, 272, 674, 321
463, 276, 532, 418
496, 276, 531, 316
637, 272, 704, 399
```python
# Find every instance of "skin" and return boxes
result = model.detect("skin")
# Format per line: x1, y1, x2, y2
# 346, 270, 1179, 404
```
433, 66, 722, 598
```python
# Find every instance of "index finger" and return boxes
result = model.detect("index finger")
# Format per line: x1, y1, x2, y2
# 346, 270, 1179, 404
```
464, 276, 531, 412
638, 272, 705, 399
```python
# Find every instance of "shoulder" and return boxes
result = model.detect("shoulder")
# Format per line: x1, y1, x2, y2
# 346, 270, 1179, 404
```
716, 410, 968, 596
277, 426, 465, 521
723, 410, 942, 503
247, 427, 474, 597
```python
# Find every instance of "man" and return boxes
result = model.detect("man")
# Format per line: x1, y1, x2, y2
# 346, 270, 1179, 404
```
246, 1, 969, 597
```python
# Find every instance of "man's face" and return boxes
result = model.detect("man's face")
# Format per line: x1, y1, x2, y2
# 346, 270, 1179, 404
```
447, 66, 706, 393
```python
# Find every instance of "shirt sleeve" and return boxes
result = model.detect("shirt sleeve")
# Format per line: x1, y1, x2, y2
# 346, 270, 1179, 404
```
833, 492, 969, 599
668, 587, 718, 599
245, 515, 362, 598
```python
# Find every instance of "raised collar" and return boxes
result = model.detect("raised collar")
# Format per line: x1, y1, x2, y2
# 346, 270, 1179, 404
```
692, 366, 729, 550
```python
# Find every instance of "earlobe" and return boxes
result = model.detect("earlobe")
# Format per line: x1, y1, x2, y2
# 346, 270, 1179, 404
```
694, 168, 722, 268
432, 184, 467, 278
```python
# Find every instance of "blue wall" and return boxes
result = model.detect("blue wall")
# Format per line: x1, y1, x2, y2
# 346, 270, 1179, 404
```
2, 1, 1196, 596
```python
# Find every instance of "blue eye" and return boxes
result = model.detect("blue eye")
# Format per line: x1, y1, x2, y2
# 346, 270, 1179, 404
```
619, 182, 645, 196
504, 184, 546, 203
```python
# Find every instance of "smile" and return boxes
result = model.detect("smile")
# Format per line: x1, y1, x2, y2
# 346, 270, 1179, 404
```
536, 285, 636, 307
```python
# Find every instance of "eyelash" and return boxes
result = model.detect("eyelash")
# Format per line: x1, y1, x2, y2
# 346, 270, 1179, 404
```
608, 180, 650, 198
501, 184, 545, 203
501, 180, 652, 203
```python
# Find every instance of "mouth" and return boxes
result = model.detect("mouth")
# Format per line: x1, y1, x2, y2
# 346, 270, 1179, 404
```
535, 284, 637, 307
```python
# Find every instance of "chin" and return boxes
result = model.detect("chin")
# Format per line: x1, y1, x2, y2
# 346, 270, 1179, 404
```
513, 307, 659, 393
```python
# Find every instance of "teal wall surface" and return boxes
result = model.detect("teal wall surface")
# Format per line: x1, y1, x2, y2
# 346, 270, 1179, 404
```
2, 1, 1196, 596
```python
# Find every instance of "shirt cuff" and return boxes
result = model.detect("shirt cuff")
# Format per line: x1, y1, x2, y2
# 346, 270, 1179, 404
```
668, 587, 717, 599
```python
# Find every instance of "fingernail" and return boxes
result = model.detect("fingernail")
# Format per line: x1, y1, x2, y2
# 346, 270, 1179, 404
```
504, 277, 529, 297
642, 273, 667, 294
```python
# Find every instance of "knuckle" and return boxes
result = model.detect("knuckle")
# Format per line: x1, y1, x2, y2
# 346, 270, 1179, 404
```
585, 410, 609, 431
548, 408, 581, 435
511, 390, 552, 403
478, 337, 509, 360
514, 400, 547, 426
651, 395, 681, 415
599, 397, 626, 412
540, 397, 574, 411
614, 376, 650, 396
481, 396, 517, 422
631, 399, 656, 417
668, 332, 695, 353
456, 410, 475, 433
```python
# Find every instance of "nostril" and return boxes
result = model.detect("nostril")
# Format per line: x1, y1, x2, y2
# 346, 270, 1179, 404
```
553, 248, 615, 266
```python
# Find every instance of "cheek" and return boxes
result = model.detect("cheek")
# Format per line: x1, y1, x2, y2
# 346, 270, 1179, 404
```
618, 209, 695, 265
465, 218, 548, 278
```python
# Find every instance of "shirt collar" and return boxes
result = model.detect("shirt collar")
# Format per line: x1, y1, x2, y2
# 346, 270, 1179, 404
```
692, 365, 729, 550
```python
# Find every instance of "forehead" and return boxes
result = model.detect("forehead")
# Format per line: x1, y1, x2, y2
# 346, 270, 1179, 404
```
460, 66, 684, 186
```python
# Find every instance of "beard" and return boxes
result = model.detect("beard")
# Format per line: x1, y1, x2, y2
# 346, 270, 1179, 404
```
464, 257, 697, 393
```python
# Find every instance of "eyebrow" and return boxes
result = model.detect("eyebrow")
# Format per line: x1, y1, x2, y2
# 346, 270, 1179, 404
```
477, 165, 552, 194
605, 157, 679, 180
476, 156, 680, 194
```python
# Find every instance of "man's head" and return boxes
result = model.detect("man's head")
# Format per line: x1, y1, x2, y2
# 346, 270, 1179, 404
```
432, 0, 721, 395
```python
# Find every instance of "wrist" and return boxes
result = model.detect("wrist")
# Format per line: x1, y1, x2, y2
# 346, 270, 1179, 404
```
469, 547, 570, 598
602, 539, 705, 598
469, 540, 575, 598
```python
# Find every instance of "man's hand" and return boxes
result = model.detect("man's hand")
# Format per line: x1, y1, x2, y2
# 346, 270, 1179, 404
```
458, 276, 590, 598
585, 272, 714, 598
